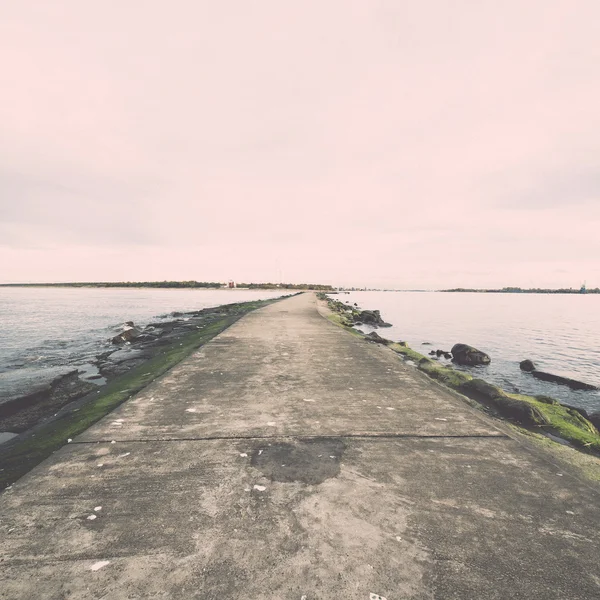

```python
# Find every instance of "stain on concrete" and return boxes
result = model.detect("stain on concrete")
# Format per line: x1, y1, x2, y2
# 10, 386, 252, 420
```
251, 438, 345, 484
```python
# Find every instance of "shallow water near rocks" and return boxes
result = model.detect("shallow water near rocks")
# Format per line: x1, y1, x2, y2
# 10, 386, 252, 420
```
335, 291, 600, 413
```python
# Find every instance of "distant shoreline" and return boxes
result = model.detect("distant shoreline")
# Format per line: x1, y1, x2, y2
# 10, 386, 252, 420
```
0, 282, 333, 291
440, 287, 600, 294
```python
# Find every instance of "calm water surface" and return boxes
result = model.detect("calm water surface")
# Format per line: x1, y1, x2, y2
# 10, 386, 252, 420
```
0, 287, 285, 402
336, 291, 600, 413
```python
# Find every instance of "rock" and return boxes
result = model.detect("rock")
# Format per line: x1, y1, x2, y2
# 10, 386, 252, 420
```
530, 370, 599, 391
436, 350, 443, 357
459, 379, 548, 427
560, 404, 589, 419
443, 353, 452, 360
0, 371, 96, 433
357, 310, 392, 328
589, 412, 600, 431
451, 343, 491, 366
364, 331, 390, 345
429, 350, 436, 356
112, 326, 142, 344
520, 359, 536, 372
422, 342, 432, 346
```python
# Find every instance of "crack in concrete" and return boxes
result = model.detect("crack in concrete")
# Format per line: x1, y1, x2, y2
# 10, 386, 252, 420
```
72, 432, 510, 444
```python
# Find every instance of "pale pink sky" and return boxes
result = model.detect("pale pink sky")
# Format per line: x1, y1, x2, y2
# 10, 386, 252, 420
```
1, 1, 599, 288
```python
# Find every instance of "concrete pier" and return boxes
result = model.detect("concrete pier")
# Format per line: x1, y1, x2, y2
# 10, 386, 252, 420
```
1, 293, 599, 599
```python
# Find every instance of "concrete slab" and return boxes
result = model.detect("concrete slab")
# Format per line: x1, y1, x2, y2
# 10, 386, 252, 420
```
1, 293, 599, 599
76, 295, 501, 442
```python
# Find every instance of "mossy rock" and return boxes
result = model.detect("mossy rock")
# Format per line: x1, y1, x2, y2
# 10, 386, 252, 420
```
534, 395, 559, 405
507, 393, 600, 450
459, 379, 550, 427
418, 361, 473, 389
389, 344, 429, 363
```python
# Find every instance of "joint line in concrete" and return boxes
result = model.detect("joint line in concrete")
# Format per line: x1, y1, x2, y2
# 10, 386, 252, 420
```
71, 432, 510, 444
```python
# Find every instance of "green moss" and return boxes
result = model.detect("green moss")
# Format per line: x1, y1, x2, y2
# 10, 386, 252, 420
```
389, 343, 430, 363
0, 299, 278, 488
325, 313, 364, 337
506, 393, 600, 452
419, 360, 473, 388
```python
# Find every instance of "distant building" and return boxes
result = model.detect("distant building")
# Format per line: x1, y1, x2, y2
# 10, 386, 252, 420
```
228, 280, 236, 289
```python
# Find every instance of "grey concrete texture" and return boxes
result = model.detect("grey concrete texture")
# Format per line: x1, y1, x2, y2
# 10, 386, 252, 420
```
1, 292, 599, 599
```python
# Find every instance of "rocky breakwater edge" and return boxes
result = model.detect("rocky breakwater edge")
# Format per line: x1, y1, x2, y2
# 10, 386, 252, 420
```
0, 297, 287, 488
320, 293, 600, 457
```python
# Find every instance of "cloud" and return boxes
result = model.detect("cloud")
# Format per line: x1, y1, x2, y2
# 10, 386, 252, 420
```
0, 1, 599, 286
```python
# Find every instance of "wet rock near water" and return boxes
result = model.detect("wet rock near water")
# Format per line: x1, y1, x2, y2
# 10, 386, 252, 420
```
451, 343, 491, 366
324, 297, 393, 329
357, 310, 392, 328
428, 349, 453, 359
520, 359, 536, 372
530, 370, 598, 391
519, 359, 599, 391
364, 331, 391, 345
0, 370, 97, 433
112, 324, 142, 344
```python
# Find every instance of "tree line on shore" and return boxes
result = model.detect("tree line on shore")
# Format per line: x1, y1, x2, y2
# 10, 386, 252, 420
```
0, 281, 334, 290
442, 287, 599, 294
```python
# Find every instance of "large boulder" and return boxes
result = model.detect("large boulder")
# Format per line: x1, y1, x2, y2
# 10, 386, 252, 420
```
459, 379, 549, 427
364, 331, 390, 345
451, 343, 491, 366
520, 359, 536, 372
357, 310, 392, 328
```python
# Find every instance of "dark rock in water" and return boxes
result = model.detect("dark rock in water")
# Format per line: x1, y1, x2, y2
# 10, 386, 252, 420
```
112, 326, 142, 344
443, 353, 452, 360
357, 310, 392, 328
451, 343, 491, 366
429, 350, 436, 356
588, 412, 600, 431
459, 379, 548, 427
520, 359, 536, 372
422, 342, 432, 346
436, 350, 443, 357
530, 370, 598, 391
364, 331, 390, 345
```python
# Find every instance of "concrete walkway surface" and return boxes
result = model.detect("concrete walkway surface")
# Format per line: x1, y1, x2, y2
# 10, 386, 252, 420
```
1, 292, 599, 599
